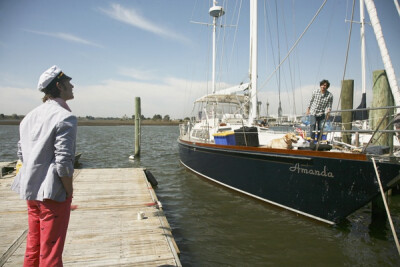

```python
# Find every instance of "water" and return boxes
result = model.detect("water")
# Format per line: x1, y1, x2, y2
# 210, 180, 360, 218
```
1, 125, 400, 266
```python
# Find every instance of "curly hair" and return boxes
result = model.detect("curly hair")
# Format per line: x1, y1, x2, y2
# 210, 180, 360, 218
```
320, 79, 330, 88
40, 79, 62, 102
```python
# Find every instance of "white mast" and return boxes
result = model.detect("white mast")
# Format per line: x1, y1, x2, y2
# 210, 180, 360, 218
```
360, 0, 366, 97
360, 0, 367, 129
249, 0, 258, 123
364, 0, 400, 113
209, 1, 225, 94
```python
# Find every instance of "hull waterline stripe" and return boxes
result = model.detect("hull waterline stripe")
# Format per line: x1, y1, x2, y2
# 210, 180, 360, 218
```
180, 160, 335, 225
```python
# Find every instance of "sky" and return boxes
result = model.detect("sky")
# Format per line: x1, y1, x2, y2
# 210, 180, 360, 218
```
0, 0, 399, 119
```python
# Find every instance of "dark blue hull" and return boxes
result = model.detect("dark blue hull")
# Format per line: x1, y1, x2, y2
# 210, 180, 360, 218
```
178, 139, 400, 224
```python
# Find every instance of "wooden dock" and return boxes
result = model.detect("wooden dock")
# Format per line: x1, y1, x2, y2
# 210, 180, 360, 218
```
0, 167, 181, 266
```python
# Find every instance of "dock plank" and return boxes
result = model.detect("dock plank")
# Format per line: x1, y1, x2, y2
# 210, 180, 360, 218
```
0, 168, 181, 266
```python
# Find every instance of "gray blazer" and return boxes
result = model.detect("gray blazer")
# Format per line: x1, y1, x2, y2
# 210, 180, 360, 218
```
11, 100, 77, 202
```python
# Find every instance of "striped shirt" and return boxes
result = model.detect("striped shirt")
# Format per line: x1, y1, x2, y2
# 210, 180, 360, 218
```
308, 89, 333, 116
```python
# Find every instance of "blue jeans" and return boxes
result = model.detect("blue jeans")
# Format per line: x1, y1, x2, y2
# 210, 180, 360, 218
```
309, 114, 325, 140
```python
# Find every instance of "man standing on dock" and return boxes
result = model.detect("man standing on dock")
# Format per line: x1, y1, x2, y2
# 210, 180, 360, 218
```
306, 79, 333, 141
11, 65, 77, 266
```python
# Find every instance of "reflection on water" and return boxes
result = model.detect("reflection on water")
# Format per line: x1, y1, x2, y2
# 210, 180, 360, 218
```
1, 125, 399, 266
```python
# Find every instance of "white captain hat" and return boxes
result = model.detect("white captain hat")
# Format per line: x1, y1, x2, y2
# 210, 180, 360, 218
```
37, 65, 71, 91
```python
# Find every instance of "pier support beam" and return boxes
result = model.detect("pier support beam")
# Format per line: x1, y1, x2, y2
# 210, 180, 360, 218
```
370, 70, 394, 147
135, 97, 141, 157
370, 70, 394, 218
341, 80, 354, 144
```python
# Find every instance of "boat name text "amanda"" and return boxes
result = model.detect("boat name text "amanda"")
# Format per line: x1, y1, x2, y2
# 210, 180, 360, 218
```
289, 163, 334, 178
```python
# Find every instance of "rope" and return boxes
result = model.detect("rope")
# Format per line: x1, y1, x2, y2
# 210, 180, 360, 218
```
329, 0, 355, 127
275, 0, 282, 117
371, 158, 400, 256
336, 0, 356, 112
227, 0, 243, 75
259, 0, 328, 89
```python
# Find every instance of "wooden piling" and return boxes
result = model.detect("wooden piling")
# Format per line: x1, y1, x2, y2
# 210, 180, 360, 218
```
370, 70, 394, 219
341, 80, 354, 144
369, 70, 394, 147
135, 97, 141, 157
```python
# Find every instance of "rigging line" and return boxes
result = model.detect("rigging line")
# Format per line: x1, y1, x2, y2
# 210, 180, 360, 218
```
275, 0, 282, 117
218, 0, 239, 88
217, 1, 227, 89
264, 1, 280, 92
292, 0, 305, 114
371, 157, 400, 256
335, 0, 356, 114
227, 0, 243, 82
260, 0, 269, 117
190, 0, 199, 22
341, 0, 355, 85
206, 15, 212, 96
217, 0, 243, 89
281, 0, 294, 116
313, 1, 336, 92
290, 0, 297, 115
221, 0, 232, 87
259, 0, 328, 90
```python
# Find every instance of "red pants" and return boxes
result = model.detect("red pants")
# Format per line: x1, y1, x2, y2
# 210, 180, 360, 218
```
24, 197, 72, 267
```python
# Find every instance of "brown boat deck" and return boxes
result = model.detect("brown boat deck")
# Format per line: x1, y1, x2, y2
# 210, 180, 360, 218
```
0, 167, 181, 266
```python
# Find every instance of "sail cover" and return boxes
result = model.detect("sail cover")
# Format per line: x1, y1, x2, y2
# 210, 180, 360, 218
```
195, 83, 249, 104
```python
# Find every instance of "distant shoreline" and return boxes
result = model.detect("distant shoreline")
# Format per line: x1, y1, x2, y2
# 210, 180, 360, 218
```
0, 119, 181, 126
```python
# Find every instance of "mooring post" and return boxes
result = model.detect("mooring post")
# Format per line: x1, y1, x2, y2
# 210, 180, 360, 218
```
370, 70, 395, 146
135, 97, 141, 157
370, 70, 394, 218
341, 80, 354, 144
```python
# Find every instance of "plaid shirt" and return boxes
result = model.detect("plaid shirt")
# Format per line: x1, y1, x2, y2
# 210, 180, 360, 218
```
308, 89, 333, 116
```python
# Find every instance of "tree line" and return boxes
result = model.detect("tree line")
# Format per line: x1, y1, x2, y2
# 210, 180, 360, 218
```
0, 113, 192, 122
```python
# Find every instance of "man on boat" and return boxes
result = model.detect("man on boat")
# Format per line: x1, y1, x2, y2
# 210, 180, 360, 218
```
260, 118, 268, 127
306, 79, 333, 141
11, 65, 77, 266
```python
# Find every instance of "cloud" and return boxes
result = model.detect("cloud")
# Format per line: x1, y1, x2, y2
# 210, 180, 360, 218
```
23, 29, 103, 48
0, 77, 365, 121
0, 64, 212, 120
118, 67, 158, 81
68, 76, 207, 119
0, 86, 41, 116
99, 3, 189, 43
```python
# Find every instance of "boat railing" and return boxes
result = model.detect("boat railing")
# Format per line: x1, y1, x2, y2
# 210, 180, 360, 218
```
326, 105, 399, 135
179, 120, 215, 143
179, 123, 189, 137
330, 105, 400, 113
317, 105, 400, 154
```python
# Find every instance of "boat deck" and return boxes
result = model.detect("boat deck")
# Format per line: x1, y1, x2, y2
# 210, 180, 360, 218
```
0, 167, 181, 266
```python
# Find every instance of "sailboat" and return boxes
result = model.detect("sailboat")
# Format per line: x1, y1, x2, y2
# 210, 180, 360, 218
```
178, 0, 400, 224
